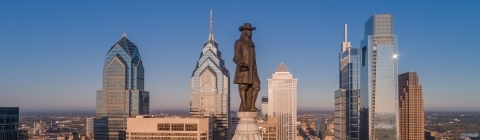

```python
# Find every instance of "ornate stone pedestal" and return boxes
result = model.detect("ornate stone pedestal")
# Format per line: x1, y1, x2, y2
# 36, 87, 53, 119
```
232, 112, 262, 140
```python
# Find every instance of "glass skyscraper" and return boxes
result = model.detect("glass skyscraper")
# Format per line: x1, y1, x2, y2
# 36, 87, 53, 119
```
0, 107, 19, 140
359, 14, 399, 140
316, 116, 326, 140
335, 24, 360, 140
190, 9, 230, 140
267, 62, 297, 140
95, 33, 150, 140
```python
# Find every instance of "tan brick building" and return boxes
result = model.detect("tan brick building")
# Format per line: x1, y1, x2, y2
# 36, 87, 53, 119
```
399, 72, 424, 140
258, 117, 278, 140
126, 116, 213, 140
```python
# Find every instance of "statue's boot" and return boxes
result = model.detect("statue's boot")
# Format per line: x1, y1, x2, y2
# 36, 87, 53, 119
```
239, 102, 244, 112
249, 89, 259, 112
239, 89, 247, 111
245, 88, 253, 112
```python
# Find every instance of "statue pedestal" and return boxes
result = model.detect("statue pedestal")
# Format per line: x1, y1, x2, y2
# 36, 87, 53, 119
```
232, 112, 262, 140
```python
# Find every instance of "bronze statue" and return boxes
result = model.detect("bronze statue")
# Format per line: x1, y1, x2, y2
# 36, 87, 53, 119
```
233, 23, 260, 112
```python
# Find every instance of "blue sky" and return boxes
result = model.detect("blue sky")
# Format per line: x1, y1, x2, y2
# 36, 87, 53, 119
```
1, 1, 479, 112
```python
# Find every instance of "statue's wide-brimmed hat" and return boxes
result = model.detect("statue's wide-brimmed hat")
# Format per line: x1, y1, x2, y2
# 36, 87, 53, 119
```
239, 23, 256, 31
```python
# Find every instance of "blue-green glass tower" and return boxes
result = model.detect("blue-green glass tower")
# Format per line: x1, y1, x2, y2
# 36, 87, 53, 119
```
359, 14, 399, 140
334, 24, 360, 140
95, 33, 150, 140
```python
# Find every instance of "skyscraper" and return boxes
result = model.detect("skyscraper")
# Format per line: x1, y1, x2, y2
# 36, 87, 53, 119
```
316, 116, 326, 140
267, 62, 297, 140
261, 96, 268, 120
334, 24, 360, 140
0, 107, 19, 140
190, 9, 230, 140
359, 14, 399, 140
95, 33, 150, 140
398, 72, 424, 140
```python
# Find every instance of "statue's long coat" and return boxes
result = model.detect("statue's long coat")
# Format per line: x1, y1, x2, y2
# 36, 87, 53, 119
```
233, 38, 260, 84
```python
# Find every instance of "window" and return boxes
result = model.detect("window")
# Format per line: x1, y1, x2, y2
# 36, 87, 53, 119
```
185, 124, 198, 131
171, 124, 185, 131
362, 46, 367, 67
158, 123, 170, 131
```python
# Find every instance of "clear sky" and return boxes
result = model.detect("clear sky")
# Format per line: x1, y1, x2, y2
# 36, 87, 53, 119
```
1, 1, 479, 112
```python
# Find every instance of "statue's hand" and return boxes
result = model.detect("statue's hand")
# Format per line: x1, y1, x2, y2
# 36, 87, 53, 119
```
238, 62, 249, 71
239, 67, 248, 71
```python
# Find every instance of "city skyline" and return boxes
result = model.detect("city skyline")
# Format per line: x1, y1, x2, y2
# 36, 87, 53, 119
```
1, 1, 480, 112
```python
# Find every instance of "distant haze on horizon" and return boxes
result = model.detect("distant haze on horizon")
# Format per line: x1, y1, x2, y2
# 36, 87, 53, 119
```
1, 1, 480, 112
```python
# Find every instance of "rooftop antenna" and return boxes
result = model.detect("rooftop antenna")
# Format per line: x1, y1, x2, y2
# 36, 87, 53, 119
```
344, 24, 347, 42
122, 31, 127, 38
208, 9, 214, 40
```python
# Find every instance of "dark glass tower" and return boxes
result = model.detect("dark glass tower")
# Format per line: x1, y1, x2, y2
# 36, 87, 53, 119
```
0, 107, 19, 140
334, 24, 360, 140
95, 33, 150, 140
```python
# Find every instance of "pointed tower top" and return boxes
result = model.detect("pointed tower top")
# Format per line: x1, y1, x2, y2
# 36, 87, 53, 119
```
122, 31, 127, 38
276, 62, 289, 72
208, 9, 214, 40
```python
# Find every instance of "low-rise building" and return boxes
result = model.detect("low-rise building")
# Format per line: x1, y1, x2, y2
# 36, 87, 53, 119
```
258, 117, 278, 140
324, 135, 334, 140
126, 115, 213, 140
460, 133, 479, 140
228, 111, 239, 139
425, 130, 441, 140
86, 117, 94, 139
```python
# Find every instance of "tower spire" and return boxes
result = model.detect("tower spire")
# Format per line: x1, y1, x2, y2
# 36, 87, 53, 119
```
344, 24, 347, 42
341, 24, 350, 52
122, 31, 127, 38
208, 9, 214, 40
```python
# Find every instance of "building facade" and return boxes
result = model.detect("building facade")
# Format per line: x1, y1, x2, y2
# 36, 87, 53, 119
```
316, 116, 325, 140
334, 89, 346, 140
359, 14, 399, 140
398, 72, 424, 140
0, 107, 19, 140
268, 63, 297, 140
227, 111, 239, 139
126, 116, 213, 140
261, 96, 268, 121
425, 131, 441, 140
86, 117, 94, 139
95, 33, 150, 140
190, 10, 230, 140
334, 24, 360, 140
258, 117, 279, 140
